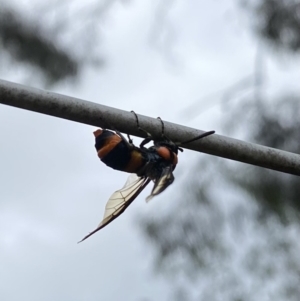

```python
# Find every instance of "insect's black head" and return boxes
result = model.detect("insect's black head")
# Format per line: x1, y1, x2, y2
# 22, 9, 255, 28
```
151, 130, 215, 168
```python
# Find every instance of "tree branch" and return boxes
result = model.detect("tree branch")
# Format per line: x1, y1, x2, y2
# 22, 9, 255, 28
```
1, 79, 300, 176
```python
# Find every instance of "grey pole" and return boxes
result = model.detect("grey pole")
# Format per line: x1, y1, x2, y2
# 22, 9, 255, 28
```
1, 79, 300, 176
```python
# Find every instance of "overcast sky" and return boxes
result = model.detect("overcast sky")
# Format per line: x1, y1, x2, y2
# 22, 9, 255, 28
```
1, 1, 300, 301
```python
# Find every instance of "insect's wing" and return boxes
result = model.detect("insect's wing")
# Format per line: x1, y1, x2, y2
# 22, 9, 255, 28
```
79, 174, 150, 242
146, 165, 174, 202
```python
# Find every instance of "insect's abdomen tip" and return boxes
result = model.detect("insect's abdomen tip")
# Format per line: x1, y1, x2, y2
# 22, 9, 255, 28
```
93, 129, 103, 137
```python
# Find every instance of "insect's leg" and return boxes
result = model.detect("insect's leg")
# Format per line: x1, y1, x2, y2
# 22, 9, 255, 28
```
157, 117, 165, 138
98, 118, 135, 148
157, 117, 172, 142
131, 111, 152, 136
114, 131, 135, 148
131, 110, 153, 148
127, 134, 133, 144
102, 121, 133, 147
140, 137, 152, 148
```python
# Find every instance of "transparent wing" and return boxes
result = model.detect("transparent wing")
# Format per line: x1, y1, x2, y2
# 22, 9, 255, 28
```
146, 165, 174, 202
79, 174, 150, 242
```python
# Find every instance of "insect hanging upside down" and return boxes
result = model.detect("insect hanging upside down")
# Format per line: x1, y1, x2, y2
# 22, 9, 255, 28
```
79, 112, 215, 242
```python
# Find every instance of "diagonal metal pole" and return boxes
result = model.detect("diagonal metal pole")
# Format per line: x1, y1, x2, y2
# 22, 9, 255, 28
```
1, 79, 300, 176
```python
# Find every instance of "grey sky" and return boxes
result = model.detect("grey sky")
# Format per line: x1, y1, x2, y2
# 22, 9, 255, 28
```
1, 1, 300, 301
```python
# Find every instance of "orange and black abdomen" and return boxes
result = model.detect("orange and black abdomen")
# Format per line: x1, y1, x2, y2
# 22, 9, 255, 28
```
94, 129, 145, 173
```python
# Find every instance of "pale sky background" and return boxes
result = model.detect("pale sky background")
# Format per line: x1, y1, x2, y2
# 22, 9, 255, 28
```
1, 1, 300, 301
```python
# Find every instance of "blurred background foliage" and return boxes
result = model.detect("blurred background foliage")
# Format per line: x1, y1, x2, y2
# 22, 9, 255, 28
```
1, 0, 299, 300
0, 7, 77, 83
141, 1, 300, 300
0, 0, 111, 84
253, 0, 300, 52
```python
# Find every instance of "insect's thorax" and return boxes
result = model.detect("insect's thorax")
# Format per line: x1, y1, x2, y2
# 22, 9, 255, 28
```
138, 146, 177, 180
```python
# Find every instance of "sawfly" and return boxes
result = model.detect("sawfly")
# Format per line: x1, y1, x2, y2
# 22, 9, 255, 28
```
79, 112, 214, 242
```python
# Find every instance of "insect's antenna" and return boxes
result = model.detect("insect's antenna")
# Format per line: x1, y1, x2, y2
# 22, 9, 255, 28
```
179, 130, 215, 145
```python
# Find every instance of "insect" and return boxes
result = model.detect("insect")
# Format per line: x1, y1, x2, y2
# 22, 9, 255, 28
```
79, 112, 215, 242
